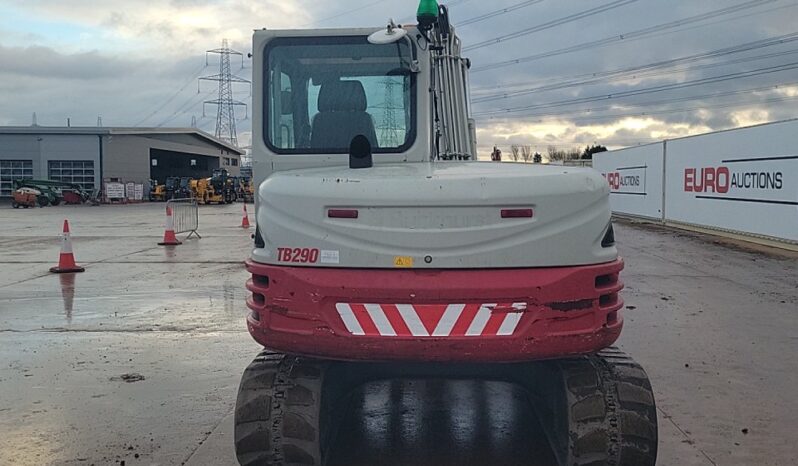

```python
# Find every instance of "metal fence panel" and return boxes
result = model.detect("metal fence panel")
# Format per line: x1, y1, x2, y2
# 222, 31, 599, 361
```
167, 198, 201, 239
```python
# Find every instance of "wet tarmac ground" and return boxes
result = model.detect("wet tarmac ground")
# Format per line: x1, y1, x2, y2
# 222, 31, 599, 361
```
1, 203, 797, 465
328, 379, 557, 466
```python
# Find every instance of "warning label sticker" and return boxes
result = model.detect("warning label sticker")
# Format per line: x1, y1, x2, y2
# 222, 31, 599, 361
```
393, 256, 414, 268
320, 250, 340, 264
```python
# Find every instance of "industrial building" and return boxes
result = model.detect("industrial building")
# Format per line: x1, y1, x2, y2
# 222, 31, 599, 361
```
0, 126, 244, 197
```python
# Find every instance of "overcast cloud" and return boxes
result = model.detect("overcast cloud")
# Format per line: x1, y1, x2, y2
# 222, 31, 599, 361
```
1, 0, 796, 156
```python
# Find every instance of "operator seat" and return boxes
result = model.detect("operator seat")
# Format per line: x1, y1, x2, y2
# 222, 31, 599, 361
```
311, 81, 378, 149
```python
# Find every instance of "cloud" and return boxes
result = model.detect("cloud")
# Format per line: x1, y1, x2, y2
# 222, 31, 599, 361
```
17, 0, 312, 54
0, 0, 795, 154
0, 44, 139, 79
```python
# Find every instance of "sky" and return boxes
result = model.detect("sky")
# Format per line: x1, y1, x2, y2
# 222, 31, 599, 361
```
0, 0, 797, 158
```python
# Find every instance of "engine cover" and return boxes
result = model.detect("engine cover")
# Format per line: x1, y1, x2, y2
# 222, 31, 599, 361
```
252, 161, 616, 268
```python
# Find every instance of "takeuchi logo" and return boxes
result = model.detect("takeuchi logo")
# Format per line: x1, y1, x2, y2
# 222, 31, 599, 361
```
684, 166, 783, 193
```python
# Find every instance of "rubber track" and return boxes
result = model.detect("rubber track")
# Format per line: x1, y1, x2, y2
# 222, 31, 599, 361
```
234, 351, 326, 466
562, 347, 658, 466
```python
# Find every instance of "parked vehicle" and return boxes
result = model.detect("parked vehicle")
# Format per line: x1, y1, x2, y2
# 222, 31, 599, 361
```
178, 177, 193, 199
12, 180, 60, 206
149, 179, 167, 202
191, 169, 236, 204
164, 177, 180, 200
11, 187, 46, 208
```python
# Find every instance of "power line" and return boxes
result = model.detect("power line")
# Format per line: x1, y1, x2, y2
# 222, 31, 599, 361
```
301, 0, 392, 27
474, 61, 798, 116
562, 94, 798, 124
156, 89, 215, 127
156, 94, 210, 128
464, 0, 639, 52
479, 81, 798, 119
447, 0, 477, 8
146, 59, 251, 128
595, 2, 798, 62
471, 31, 798, 97
131, 62, 207, 127
457, 0, 546, 27
471, 0, 778, 72
473, 44, 798, 104
471, 4, 798, 95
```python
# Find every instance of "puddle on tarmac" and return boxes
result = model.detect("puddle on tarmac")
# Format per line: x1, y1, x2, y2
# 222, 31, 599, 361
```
329, 379, 558, 466
2, 281, 247, 333
58, 273, 76, 321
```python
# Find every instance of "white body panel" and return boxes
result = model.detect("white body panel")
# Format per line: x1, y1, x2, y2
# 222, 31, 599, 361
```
250, 27, 618, 268
253, 162, 616, 268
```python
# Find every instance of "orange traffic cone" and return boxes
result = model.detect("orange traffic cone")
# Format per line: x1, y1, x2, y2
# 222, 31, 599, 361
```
50, 220, 85, 273
241, 203, 251, 229
158, 206, 182, 246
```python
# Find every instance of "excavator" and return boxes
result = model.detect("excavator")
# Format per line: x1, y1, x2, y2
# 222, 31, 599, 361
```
236, 2, 658, 465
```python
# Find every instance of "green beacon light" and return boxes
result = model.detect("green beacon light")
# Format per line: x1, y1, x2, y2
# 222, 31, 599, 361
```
417, 0, 439, 31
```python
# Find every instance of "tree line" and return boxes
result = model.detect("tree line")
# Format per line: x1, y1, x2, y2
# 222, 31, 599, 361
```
492, 144, 608, 162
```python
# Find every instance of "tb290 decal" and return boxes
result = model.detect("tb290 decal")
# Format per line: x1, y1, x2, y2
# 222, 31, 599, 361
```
277, 247, 320, 263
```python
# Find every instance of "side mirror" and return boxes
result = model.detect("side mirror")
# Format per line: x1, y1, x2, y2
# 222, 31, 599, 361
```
349, 135, 373, 169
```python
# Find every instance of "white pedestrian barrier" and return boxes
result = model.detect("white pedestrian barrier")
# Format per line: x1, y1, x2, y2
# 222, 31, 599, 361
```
166, 199, 201, 239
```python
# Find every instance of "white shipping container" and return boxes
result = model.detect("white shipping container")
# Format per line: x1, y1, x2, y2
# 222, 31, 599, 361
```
593, 143, 665, 220
665, 119, 798, 242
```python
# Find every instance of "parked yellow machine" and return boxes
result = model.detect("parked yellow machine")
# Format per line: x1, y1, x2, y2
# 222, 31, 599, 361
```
191, 169, 236, 205
241, 176, 254, 202
149, 181, 167, 202
231, 176, 254, 202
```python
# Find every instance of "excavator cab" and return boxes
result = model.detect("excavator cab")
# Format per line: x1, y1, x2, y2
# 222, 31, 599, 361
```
264, 38, 410, 154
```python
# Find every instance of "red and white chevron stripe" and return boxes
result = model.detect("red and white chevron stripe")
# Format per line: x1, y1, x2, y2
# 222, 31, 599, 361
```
335, 303, 527, 337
